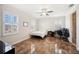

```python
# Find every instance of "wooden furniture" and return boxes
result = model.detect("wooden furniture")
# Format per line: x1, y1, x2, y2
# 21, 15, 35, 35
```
47, 31, 55, 37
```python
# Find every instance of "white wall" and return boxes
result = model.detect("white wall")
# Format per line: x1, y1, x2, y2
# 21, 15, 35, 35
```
29, 19, 37, 31
65, 14, 72, 42
0, 5, 31, 45
0, 5, 2, 40
77, 5, 79, 50
32, 16, 66, 32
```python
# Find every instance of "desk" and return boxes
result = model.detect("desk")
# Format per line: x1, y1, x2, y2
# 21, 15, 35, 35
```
4, 43, 15, 54
0, 41, 15, 54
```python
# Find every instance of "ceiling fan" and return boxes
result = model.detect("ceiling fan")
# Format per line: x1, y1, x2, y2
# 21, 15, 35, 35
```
37, 8, 54, 16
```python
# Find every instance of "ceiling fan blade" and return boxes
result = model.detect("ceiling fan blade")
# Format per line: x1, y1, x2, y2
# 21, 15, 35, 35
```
46, 13, 49, 16
69, 4, 74, 8
47, 11, 53, 13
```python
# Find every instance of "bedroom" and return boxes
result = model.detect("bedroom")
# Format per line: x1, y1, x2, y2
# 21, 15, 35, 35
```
0, 4, 79, 54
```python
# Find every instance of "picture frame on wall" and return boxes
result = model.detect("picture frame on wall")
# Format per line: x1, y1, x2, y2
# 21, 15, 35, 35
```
2, 11, 18, 36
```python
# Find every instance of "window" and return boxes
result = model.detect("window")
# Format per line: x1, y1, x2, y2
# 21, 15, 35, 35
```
3, 11, 18, 36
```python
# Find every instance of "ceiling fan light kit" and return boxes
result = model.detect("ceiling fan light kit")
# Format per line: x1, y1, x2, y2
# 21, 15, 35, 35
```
38, 8, 53, 16
40, 13, 49, 16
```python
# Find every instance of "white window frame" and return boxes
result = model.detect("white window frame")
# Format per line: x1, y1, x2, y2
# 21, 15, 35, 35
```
2, 11, 19, 36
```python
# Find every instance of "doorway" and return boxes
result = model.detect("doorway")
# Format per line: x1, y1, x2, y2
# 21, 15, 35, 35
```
71, 11, 76, 45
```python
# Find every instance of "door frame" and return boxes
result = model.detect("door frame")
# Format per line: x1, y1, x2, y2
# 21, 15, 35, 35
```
71, 11, 77, 46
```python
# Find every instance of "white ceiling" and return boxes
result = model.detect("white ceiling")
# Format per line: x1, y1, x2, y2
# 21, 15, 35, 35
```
10, 4, 71, 17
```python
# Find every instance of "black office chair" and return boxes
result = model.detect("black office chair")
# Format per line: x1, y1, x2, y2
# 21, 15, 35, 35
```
56, 30, 63, 39
0, 41, 5, 54
62, 28, 70, 42
55, 28, 70, 42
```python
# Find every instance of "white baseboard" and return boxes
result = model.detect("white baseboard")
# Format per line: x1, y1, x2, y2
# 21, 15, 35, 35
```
12, 35, 30, 45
